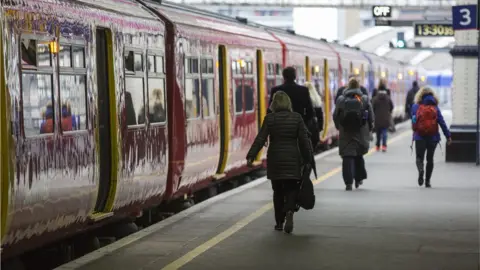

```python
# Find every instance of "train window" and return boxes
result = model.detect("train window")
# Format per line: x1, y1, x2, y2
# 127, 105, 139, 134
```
22, 74, 54, 136
156, 56, 164, 74
201, 59, 208, 73
233, 78, 243, 113
276, 64, 281, 75
125, 51, 135, 72
125, 77, 146, 125
207, 59, 214, 73
59, 42, 88, 132
187, 58, 199, 74
246, 61, 253, 74
266, 63, 272, 75
147, 78, 166, 123
147, 55, 155, 73
59, 75, 87, 131
59, 45, 72, 67
200, 58, 215, 117
73, 47, 85, 68
201, 78, 215, 117
185, 78, 200, 118
244, 79, 254, 112
21, 39, 53, 68
134, 54, 143, 72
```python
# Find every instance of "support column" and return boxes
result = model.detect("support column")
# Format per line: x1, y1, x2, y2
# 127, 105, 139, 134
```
447, 0, 479, 162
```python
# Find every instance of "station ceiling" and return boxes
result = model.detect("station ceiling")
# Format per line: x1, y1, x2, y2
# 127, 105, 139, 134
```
344, 26, 453, 71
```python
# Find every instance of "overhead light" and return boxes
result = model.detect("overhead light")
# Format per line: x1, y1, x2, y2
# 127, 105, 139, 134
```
420, 75, 426, 82
314, 65, 320, 73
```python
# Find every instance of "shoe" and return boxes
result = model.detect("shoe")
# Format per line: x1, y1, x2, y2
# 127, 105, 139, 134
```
274, 223, 283, 231
284, 211, 294, 234
381, 146, 387, 152
376, 146, 380, 151
346, 184, 353, 191
425, 181, 431, 188
418, 170, 424, 186
355, 180, 363, 189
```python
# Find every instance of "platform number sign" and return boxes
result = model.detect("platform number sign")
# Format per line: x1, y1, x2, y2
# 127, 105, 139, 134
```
452, 5, 477, 30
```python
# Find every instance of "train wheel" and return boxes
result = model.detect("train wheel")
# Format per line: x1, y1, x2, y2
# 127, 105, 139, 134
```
73, 236, 101, 258
112, 222, 138, 240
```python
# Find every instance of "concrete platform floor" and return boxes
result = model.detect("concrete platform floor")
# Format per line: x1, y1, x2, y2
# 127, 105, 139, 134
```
58, 126, 480, 270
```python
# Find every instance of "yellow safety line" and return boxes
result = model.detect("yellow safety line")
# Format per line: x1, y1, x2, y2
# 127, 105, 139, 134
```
161, 130, 411, 270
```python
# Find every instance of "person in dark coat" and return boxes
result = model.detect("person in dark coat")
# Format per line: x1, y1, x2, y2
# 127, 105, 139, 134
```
405, 81, 419, 118
305, 81, 324, 149
334, 78, 374, 191
411, 86, 451, 188
247, 91, 312, 234
372, 78, 391, 98
335, 74, 368, 103
268, 67, 318, 147
372, 89, 394, 152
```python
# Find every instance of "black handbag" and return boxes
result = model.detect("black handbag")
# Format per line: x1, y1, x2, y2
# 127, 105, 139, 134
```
296, 155, 317, 211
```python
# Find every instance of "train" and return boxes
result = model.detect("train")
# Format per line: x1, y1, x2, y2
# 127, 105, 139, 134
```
0, 0, 426, 266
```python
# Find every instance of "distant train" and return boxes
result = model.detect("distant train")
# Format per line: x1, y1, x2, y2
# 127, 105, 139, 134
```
0, 0, 427, 263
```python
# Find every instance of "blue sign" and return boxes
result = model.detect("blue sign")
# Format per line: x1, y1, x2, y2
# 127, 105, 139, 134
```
452, 5, 477, 30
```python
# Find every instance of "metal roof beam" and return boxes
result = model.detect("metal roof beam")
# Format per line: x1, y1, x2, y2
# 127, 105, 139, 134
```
171, 0, 457, 8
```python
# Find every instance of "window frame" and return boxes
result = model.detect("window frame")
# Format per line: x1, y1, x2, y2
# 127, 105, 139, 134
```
200, 56, 216, 119
145, 49, 168, 127
124, 47, 147, 129
232, 58, 256, 115
184, 56, 201, 120
146, 50, 167, 126
19, 33, 56, 138
58, 37, 88, 134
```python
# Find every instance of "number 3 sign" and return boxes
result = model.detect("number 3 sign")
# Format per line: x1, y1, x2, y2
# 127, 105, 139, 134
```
452, 5, 477, 30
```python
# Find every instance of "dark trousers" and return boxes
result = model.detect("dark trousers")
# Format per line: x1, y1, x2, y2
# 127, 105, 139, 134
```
415, 140, 438, 182
376, 128, 388, 147
342, 155, 367, 186
271, 180, 299, 225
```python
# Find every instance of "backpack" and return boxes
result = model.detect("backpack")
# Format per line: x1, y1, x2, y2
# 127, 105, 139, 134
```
414, 104, 438, 136
341, 93, 364, 132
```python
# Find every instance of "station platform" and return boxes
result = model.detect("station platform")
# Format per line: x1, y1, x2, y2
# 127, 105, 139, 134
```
56, 119, 479, 270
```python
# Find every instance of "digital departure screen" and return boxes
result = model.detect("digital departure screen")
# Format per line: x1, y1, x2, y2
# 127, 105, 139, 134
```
414, 23, 454, 37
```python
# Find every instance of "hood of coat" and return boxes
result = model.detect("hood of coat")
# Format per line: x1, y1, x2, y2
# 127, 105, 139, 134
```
343, 88, 364, 97
375, 90, 389, 101
414, 87, 439, 105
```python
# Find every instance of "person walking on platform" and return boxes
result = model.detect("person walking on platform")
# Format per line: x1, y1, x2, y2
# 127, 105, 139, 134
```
269, 67, 318, 149
335, 74, 368, 103
372, 78, 391, 98
334, 78, 374, 191
411, 86, 452, 188
247, 91, 313, 234
405, 81, 420, 119
372, 88, 394, 152
305, 81, 324, 149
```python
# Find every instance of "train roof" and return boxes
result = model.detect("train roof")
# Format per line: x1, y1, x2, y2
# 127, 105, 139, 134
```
145, 0, 280, 49
3, 0, 163, 33
265, 28, 337, 59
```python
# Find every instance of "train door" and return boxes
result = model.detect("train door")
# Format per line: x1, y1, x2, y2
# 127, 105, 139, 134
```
216, 45, 229, 175
0, 16, 8, 239
94, 28, 115, 214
